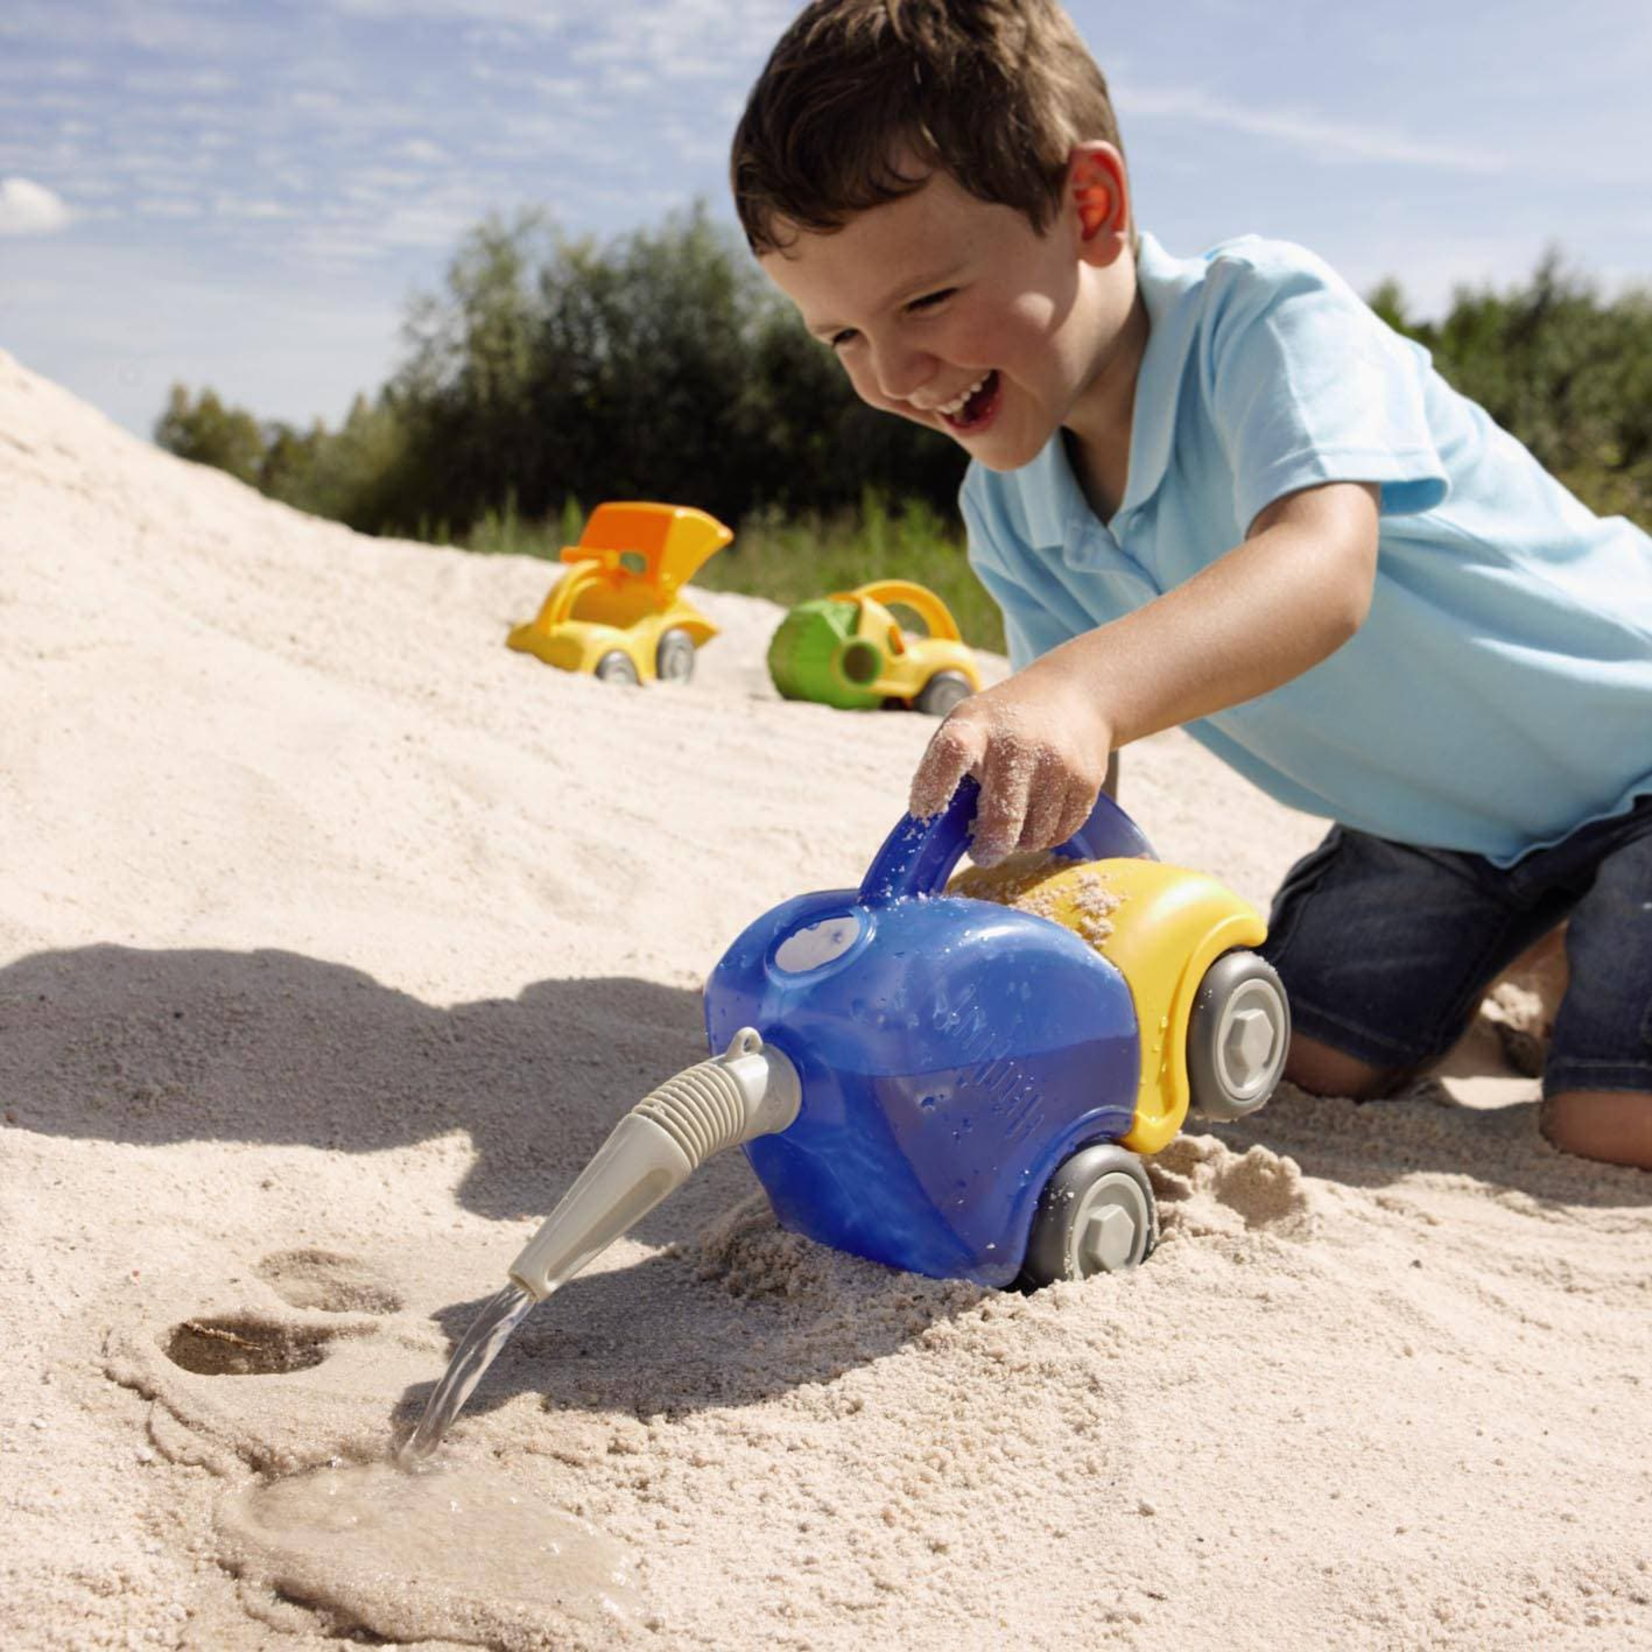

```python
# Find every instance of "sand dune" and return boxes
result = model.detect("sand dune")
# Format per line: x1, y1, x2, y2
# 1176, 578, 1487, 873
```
2, 350, 1647, 1649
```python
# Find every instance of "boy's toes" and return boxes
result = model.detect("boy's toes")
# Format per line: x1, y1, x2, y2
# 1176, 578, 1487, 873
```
1540, 1089, 1652, 1170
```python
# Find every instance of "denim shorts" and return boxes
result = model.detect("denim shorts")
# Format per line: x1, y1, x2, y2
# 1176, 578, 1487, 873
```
1259, 795, 1652, 1096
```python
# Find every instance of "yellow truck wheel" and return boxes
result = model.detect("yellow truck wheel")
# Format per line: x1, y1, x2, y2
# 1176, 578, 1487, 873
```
1186, 951, 1290, 1121
1019, 1143, 1157, 1286
594, 651, 640, 686
656, 628, 696, 683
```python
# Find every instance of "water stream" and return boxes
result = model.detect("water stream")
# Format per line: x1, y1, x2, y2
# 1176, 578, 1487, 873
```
401, 1281, 539, 1461
219, 1277, 641, 1643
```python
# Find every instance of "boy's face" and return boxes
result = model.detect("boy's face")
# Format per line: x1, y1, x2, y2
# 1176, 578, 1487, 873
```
759, 154, 1135, 472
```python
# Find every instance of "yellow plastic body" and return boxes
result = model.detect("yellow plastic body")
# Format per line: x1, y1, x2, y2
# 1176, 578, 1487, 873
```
507, 502, 731, 680
950, 856, 1265, 1155
832, 580, 982, 703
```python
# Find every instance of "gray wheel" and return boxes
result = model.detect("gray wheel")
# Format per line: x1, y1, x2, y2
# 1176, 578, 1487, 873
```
915, 670, 972, 718
594, 650, 640, 686
655, 628, 696, 684
1187, 951, 1290, 1122
1019, 1143, 1157, 1287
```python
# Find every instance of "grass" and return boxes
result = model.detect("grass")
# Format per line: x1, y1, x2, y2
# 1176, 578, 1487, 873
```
460, 490, 1007, 654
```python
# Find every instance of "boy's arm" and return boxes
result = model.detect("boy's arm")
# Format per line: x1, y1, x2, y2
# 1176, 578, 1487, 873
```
910, 480, 1380, 863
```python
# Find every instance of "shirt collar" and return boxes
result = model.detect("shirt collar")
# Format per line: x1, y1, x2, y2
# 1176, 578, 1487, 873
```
1016, 431, 1087, 551
1119, 231, 1208, 520
1021, 231, 1208, 568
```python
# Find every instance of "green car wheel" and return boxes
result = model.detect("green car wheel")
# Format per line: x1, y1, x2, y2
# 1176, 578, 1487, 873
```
916, 670, 973, 717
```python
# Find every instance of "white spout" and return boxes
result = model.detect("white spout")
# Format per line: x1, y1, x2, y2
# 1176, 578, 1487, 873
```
508, 1028, 801, 1300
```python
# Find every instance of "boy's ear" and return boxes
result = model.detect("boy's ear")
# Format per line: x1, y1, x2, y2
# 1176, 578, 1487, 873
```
1066, 143, 1130, 264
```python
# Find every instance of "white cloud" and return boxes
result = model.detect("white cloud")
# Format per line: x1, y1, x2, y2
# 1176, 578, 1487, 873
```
212, 195, 300, 220
135, 196, 205, 219
326, 0, 580, 26
1121, 85, 1505, 175
0, 54, 97, 83
123, 66, 240, 95
0, 175, 72, 235
375, 195, 487, 249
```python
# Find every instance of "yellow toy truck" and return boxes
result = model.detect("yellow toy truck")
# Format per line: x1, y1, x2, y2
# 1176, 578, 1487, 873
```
507, 501, 732, 685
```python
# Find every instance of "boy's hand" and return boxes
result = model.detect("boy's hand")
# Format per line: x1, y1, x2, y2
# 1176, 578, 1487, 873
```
909, 667, 1113, 866
910, 482, 1382, 865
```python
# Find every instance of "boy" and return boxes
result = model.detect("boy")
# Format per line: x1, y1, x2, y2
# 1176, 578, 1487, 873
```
730, 0, 1652, 1171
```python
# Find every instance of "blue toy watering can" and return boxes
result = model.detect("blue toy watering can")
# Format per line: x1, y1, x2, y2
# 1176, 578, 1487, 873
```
407, 783, 1291, 1457
706, 777, 1163, 1285
510, 780, 1288, 1298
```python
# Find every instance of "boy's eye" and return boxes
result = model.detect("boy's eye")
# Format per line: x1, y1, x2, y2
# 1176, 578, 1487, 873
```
821, 288, 954, 350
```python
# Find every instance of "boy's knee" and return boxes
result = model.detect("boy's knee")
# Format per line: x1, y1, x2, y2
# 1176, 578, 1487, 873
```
1284, 1031, 1400, 1101
1541, 1089, 1652, 1171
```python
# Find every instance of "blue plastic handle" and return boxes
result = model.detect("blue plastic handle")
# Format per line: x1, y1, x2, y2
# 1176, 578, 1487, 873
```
856, 776, 1156, 907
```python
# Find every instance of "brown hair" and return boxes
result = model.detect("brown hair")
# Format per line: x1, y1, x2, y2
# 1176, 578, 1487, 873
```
731, 0, 1128, 254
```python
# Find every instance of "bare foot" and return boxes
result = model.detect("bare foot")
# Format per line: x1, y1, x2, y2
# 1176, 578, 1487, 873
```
1541, 1089, 1652, 1170
1481, 925, 1569, 1076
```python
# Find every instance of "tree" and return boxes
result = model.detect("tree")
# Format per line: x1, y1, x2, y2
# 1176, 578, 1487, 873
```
155, 385, 266, 485
161, 215, 1647, 545
1376, 253, 1652, 527
384, 202, 964, 537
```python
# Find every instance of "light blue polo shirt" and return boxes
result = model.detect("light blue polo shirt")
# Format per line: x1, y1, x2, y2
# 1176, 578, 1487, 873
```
963, 232, 1652, 866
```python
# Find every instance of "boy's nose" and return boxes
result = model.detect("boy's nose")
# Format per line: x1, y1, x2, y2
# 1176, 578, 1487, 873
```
870, 342, 935, 406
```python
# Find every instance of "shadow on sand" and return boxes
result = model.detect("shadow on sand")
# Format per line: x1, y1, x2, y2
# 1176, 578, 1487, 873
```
7, 940, 1641, 1210
7, 942, 1644, 1424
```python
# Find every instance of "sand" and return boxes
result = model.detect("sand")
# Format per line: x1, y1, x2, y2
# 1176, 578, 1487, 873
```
1, 347, 1648, 1650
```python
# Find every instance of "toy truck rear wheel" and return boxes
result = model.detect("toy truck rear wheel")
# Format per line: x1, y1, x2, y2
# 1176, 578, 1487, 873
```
1019, 1143, 1157, 1287
656, 628, 696, 683
916, 670, 973, 718
1187, 951, 1290, 1122
594, 651, 640, 686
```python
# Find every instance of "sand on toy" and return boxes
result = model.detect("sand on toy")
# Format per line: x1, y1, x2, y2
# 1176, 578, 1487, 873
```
1, 350, 1648, 1649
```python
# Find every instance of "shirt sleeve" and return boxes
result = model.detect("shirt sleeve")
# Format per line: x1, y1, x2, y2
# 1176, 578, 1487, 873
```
1204, 246, 1450, 533
960, 474, 1075, 672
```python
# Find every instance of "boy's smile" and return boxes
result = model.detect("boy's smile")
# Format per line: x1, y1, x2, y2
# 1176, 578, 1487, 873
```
758, 154, 1143, 479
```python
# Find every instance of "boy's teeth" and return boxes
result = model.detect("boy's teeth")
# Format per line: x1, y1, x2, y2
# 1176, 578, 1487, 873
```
938, 373, 989, 416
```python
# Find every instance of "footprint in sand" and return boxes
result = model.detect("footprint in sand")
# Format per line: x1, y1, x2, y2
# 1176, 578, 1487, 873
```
165, 1316, 343, 1377
162, 1251, 403, 1377
147, 1253, 404, 1399
254, 1249, 403, 1316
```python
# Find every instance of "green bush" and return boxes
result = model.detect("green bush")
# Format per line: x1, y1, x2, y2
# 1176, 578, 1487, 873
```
1375, 254, 1652, 529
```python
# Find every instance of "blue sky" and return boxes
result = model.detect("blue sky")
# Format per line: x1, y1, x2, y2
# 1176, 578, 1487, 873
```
2, 0, 1648, 441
